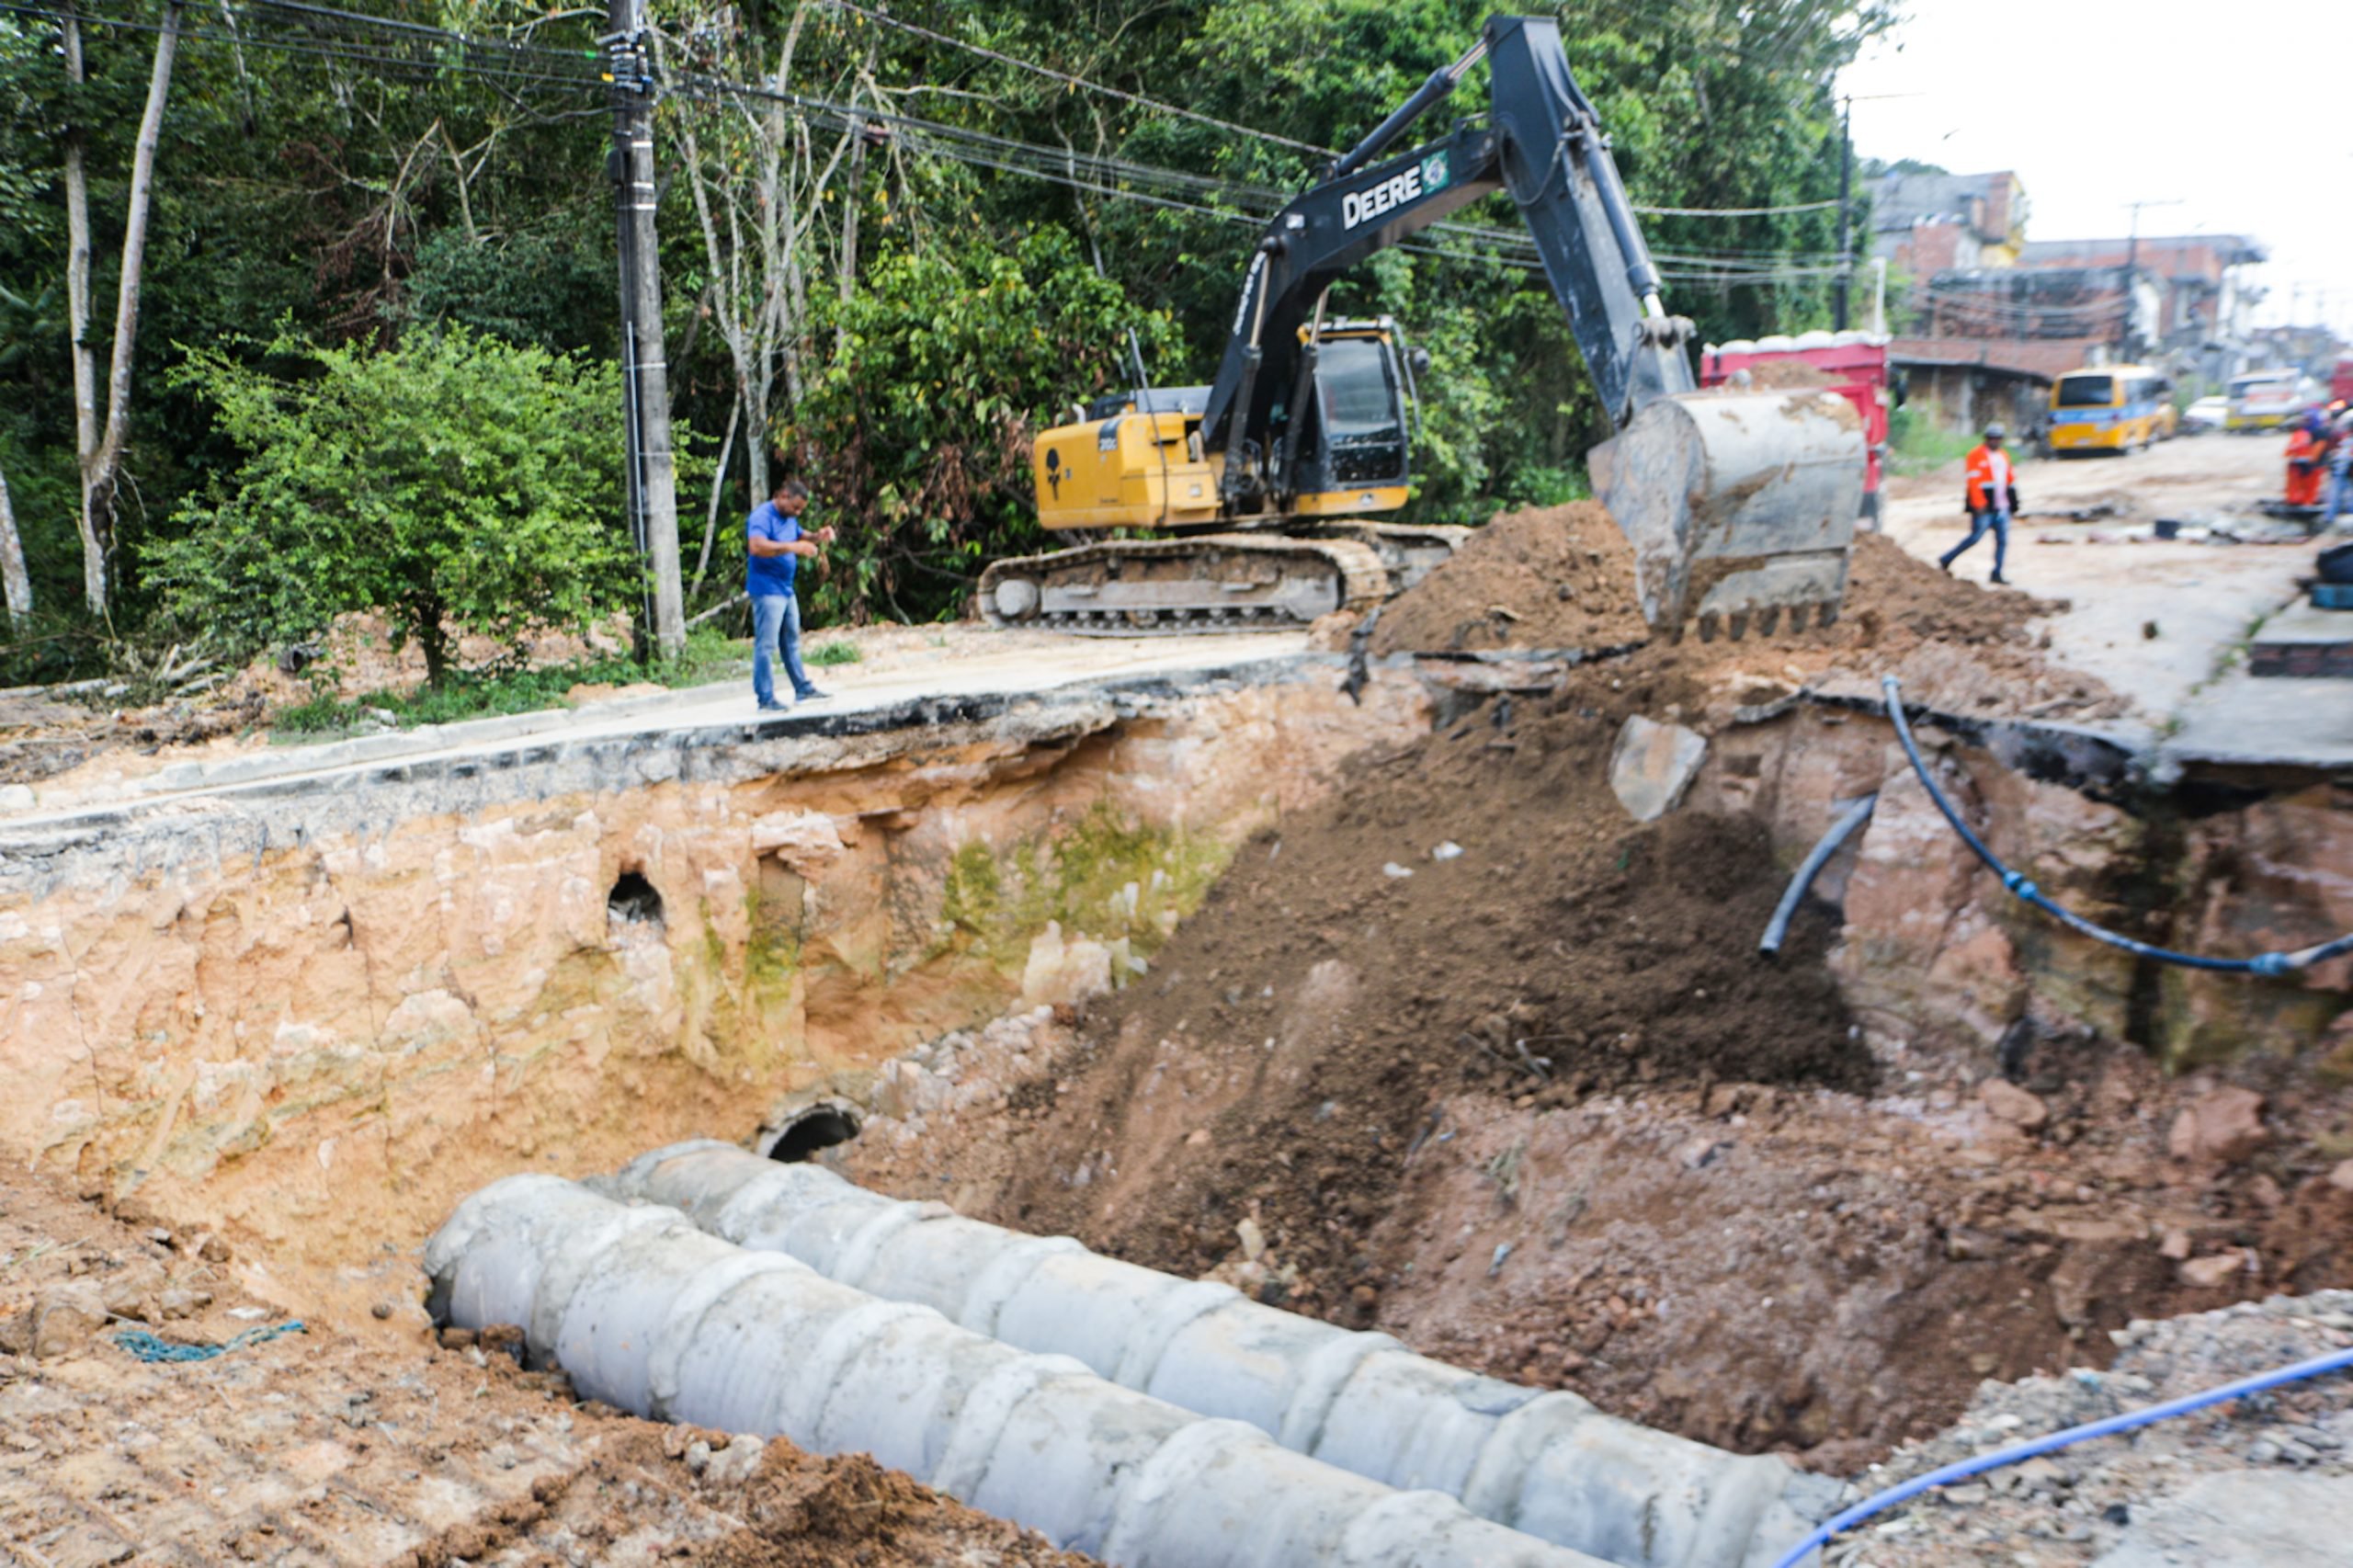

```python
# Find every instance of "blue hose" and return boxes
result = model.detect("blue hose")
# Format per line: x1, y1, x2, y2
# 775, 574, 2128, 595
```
1881, 676, 2353, 975
1772, 1344, 2353, 1568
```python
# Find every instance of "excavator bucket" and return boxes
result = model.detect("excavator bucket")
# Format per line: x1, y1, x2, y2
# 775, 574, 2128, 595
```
1591, 388, 1866, 639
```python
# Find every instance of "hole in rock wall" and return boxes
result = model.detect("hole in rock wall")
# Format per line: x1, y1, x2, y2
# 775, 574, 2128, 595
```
606, 869, 665, 932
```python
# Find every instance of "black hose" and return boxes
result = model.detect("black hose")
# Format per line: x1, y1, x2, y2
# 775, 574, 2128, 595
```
1881, 676, 2353, 976
1758, 791, 1877, 955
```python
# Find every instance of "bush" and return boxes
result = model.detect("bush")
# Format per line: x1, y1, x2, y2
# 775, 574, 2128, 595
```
147, 327, 636, 687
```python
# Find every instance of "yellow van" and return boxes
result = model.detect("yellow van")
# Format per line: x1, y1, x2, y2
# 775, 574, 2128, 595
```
2048, 365, 2174, 454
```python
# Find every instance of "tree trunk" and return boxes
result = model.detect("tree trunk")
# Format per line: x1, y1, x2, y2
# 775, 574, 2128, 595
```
414, 606, 450, 689
693, 393, 740, 593
62, 2, 101, 614
63, 0, 184, 619
0, 459, 30, 628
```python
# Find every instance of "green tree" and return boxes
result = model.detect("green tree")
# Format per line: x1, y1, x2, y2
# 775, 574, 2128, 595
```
147, 327, 634, 686
779, 230, 1172, 622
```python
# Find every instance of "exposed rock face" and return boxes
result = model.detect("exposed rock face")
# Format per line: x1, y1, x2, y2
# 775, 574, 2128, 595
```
1691, 706, 2144, 1056
0, 668, 1429, 1276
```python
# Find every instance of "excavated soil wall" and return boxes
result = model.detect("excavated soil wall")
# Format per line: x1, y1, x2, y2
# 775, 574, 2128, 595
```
829, 657, 2353, 1470
0, 666, 1427, 1301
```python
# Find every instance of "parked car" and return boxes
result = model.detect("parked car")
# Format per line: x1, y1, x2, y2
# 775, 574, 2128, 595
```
2182, 395, 2230, 434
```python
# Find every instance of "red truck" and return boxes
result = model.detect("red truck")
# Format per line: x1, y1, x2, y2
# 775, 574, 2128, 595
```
1700, 331, 1893, 525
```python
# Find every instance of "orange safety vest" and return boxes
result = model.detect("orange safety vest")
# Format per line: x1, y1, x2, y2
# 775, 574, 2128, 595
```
2286, 429, 2325, 506
1964, 444, 2015, 512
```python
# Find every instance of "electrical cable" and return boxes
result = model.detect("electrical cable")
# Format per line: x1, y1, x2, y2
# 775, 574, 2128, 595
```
3, 0, 606, 94
819, 0, 1332, 157
1882, 675, 2353, 975
813, 0, 1845, 223
1769, 1343, 2353, 1568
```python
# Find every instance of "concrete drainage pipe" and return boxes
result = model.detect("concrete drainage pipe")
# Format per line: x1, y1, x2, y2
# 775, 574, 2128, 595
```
602, 1141, 1836, 1568
426, 1174, 1620, 1568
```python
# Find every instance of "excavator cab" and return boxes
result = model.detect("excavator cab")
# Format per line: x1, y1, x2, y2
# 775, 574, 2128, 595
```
1281, 322, 1415, 518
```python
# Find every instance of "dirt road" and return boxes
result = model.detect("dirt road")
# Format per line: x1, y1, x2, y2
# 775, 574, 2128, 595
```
1881, 433, 2319, 722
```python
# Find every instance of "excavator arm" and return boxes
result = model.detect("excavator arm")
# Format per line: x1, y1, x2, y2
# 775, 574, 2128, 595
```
1203, 16, 1686, 473
1204, 15, 1863, 635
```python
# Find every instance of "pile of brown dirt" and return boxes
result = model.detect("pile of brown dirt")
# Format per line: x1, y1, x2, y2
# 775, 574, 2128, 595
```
1737, 360, 1837, 389
978, 653, 1870, 1311
1368, 502, 1650, 654
1366, 506, 2125, 720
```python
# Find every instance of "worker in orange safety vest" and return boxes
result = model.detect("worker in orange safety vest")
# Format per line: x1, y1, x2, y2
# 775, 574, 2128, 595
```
1940, 423, 2019, 584
2285, 411, 2328, 509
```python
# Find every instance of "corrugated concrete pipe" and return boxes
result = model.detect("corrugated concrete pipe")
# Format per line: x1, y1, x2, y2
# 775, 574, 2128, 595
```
425, 1174, 1622, 1568
601, 1141, 1837, 1568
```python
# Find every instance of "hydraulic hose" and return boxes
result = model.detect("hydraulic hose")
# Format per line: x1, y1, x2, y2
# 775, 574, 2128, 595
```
1758, 792, 1878, 956
1881, 676, 2353, 976
1769, 1344, 2353, 1568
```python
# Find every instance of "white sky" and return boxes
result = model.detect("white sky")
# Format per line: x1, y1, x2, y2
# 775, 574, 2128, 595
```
1839, 1, 2353, 339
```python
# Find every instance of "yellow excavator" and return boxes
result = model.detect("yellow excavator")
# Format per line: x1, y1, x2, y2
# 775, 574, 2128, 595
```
980, 15, 1864, 642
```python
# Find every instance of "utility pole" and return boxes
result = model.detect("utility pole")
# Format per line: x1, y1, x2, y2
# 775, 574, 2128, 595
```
1832, 95, 1853, 331
605, 0, 684, 660
2117, 197, 2180, 361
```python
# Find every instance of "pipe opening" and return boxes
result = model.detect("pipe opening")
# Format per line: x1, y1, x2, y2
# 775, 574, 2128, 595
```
769, 1105, 860, 1164
607, 869, 665, 931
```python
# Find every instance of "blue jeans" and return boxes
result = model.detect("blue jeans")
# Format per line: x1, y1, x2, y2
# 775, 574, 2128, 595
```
1941, 509, 2009, 576
752, 591, 816, 706
2326, 453, 2351, 528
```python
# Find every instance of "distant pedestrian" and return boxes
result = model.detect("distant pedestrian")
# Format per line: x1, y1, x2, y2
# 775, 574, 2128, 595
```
1942, 423, 2018, 585
2284, 411, 2328, 510
745, 477, 835, 710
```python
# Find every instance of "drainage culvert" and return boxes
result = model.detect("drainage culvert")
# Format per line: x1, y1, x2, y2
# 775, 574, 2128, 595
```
604, 1140, 1837, 1568
425, 1174, 1617, 1568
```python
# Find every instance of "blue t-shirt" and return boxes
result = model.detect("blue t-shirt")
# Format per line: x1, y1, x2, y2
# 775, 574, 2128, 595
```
745, 501, 802, 596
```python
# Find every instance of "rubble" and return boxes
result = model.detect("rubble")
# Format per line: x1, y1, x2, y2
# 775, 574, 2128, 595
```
1832, 1291, 2353, 1566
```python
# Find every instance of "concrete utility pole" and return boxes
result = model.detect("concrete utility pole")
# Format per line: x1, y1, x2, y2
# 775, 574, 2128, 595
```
2117, 197, 2181, 361
606, 0, 684, 659
1832, 96, 1853, 331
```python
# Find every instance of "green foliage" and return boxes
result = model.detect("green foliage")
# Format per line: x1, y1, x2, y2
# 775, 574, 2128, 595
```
403, 227, 615, 358
148, 327, 635, 685
1885, 405, 1975, 475
269, 626, 743, 738
805, 638, 860, 666
780, 230, 1171, 622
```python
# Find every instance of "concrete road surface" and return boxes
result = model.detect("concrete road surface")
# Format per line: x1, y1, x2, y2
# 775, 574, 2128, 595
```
1880, 432, 2325, 723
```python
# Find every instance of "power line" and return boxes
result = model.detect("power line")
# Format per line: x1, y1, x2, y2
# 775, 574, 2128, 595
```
27, 0, 1846, 301
814, 0, 1846, 223
819, 0, 1331, 157
1, 0, 606, 94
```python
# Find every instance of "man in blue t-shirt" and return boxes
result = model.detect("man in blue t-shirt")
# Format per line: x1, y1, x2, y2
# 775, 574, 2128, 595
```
745, 477, 836, 710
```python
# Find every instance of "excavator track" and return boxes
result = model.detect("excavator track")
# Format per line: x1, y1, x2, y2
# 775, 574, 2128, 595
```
1292, 521, 1471, 596
979, 534, 1391, 636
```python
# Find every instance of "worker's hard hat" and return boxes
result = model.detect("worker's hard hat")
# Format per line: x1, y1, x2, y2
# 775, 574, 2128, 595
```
1984, 423, 2007, 439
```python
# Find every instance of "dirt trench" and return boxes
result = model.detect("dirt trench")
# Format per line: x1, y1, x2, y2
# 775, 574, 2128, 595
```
835, 637, 2353, 1473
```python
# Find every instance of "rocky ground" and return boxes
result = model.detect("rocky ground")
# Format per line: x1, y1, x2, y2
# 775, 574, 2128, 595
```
1835, 1290, 2353, 1566
0, 1159, 1089, 1567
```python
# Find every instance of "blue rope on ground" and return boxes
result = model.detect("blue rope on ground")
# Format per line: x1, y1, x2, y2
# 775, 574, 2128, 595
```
111, 1320, 308, 1363
1770, 1344, 2353, 1568
1881, 676, 2353, 975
